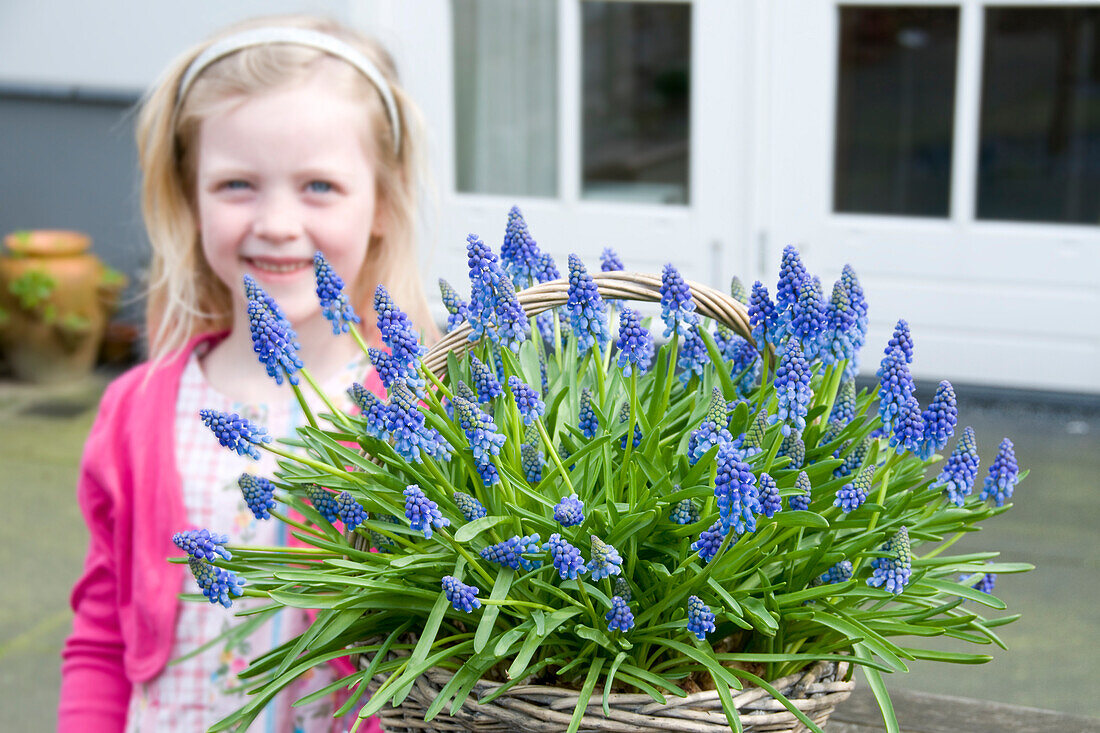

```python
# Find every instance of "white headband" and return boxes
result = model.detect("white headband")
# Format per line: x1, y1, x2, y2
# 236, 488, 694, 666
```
177, 27, 401, 154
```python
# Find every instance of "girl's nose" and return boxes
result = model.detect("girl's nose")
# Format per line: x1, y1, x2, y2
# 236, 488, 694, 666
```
252, 195, 303, 242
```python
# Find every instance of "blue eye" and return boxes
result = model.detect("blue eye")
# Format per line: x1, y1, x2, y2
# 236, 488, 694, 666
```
307, 181, 334, 193
221, 180, 251, 191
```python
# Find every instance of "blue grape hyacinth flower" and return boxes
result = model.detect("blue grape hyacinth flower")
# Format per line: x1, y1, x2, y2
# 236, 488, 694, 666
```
773, 341, 814, 436
554, 493, 585, 527
618, 402, 643, 450
816, 560, 854, 586
199, 409, 270, 460
687, 388, 734, 464
868, 526, 913, 594
305, 484, 340, 523
566, 254, 611, 356
777, 429, 805, 469
677, 328, 710, 387
790, 274, 827, 358
335, 491, 368, 530
439, 278, 470, 332
820, 279, 857, 366
692, 521, 725, 563
442, 575, 481, 613
776, 244, 808, 315
980, 438, 1019, 507
829, 380, 857, 425
313, 251, 361, 334
932, 426, 981, 506
466, 234, 531, 351
453, 395, 506, 485
578, 388, 600, 439
237, 474, 276, 520
403, 484, 450, 539
173, 529, 231, 561
887, 319, 914, 364
188, 556, 245, 608
730, 276, 749, 305
686, 596, 717, 640
840, 264, 869, 378
374, 285, 426, 373
600, 247, 625, 272
615, 307, 654, 377
758, 473, 782, 518
715, 444, 760, 536
452, 491, 487, 522
508, 376, 545, 424
670, 498, 700, 525
749, 281, 780, 347
659, 263, 699, 339
501, 205, 543, 288
247, 300, 303, 387
917, 380, 958, 460
545, 533, 587, 580
470, 355, 502, 403
834, 465, 874, 513
606, 595, 635, 633
962, 571, 997, 595
521, 434, 543, 484
587, 535, 623, 580
789, 471, 812, 512
348, 383, 389, 440
877, 347, 924, 454
480, 534, 543, 571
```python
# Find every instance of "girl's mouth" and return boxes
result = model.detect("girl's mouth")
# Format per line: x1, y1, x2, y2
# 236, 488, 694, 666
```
245, 257, 312, 274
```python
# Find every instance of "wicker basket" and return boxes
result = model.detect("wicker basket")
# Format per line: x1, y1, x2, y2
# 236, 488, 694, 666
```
355, 272, 853, 731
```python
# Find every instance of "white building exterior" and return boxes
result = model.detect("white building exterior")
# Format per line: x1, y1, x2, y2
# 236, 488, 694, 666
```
1, 0, 1097, 393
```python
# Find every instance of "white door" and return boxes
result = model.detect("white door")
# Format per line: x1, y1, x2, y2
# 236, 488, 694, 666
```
761, 1, 1100, 394
382, 0, 754, 319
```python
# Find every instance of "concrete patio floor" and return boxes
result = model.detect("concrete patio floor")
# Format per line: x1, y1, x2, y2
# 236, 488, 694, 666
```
1, 369, 1097, 731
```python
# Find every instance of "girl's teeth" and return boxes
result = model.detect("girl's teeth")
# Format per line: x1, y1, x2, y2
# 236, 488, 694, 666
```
252, 260, 308, 273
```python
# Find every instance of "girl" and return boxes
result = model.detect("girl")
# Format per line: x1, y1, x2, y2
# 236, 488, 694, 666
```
57, 14, 437, 732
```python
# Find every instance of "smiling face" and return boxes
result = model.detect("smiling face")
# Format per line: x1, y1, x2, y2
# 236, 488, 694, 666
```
194, 70, 382, 329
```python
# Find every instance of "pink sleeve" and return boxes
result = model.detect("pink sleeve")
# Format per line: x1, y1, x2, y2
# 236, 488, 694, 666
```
57, 393, 132, 732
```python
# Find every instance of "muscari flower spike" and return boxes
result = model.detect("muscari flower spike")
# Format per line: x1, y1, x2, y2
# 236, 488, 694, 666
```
237, 474, 276, 520
606, 595, 635, 633
313, 252, 361, 334
587, 535, 623, 580
670, 498, 700, 525
932, 426, 981, 507
335, 491, 368, 530
453, 394, 507, 485
868, 526, 913, 594
452, 491, 487, 522
173, 529, 231, 561
442, 575, 481, 613
758, 473, 782, 518
403, 484, 450, 539
688, 388, 734, 464
840, 264, 869, 378
243, 274, 289, 328
686, 596, 717, 640
545, 533, 587, 580
618, 402, 643, 450
600, 247, 625, 272
790, 471, 812, 511
615, 307, 654, 377
773, 341, 814, 436
508, 376, 545, 424
439, 278, 470, 332
348, 383, 389, 440
692, 521, 725, 563
776, 244, 808, 315
470, 354, 502, 403
816, 560, 854, 586
980, 438, 1019, 507
830, 380, 857, 425
834, 435, 872, 479
835, 465, 874, 513
614, 577, 632, 602
554, 493, 585, 528
521, 426, 543, 483
821, 279, 857, 366
188, 556, 244, 608
748, 281, 779, 347
578, 388, 600, 439
247, 299, 303, 387
917, 380, 958, 460
199, 409, 270, 460
374, 285, 426, 371
963, 571, 997, 595
790, 274, 827, 358
715, 444, 760, 536
738, 407, 769, 460
728, 337, 761, 397
677, 328, 710, 387
386, 380, 450, 463
777, 429, 805, 469
659, 263, 699, 339
367, 348, 406, 391
466, 234, 531, 351
887, 319, 914, 364
305, 484, 340, 523
480, 534, 542, 571
455, 380, 479, 405
730, 276, 749, 305
877, 346, 924, 454
501, 205, 543, 288
566, 254, 611, 356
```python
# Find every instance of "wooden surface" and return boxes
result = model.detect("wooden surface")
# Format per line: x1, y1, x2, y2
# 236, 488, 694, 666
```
828, 687, 1100, 733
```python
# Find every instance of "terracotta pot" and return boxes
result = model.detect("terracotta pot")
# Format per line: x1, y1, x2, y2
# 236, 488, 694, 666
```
0, 230, 127, 383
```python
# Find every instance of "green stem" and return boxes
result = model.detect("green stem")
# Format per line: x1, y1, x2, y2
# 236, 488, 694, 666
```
298, 367, 355, 430
922, 530, 965, 560
481, 599, 556, 611
535, 418, 576, 497
436, 528, 495, 587
263, 444, 365, 484
269, 508, 325, 538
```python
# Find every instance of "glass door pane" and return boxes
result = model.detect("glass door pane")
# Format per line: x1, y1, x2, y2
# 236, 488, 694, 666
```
977, 7, 1100, 224
581, 1, 691, 205
833, 6, 960, 217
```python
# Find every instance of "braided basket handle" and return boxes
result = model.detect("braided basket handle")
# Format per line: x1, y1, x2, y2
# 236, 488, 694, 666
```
421, 272, 756, 377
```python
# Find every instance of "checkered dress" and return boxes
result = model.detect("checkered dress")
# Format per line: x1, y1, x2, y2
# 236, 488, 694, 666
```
125, 349, 372, 732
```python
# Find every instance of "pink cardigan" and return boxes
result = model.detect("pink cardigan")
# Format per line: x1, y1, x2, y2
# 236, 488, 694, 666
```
58, 333, 385, 731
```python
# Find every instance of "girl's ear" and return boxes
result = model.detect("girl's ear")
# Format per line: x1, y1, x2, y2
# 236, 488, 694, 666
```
370, 191, 389, 239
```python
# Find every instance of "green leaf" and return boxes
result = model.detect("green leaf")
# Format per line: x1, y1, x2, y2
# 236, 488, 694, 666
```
726, 666, 825, 733
391, 589, 450, 705
854, 643, 901, 733
739, 596, 779, 636
474, 568, 513, 653
916, 578, 1008, 609
567, 657, 606, 733
602, 651, 630, 716
454, 515, 511, 542
772, 510, 830, 529
899, 647, 993, 665
811, 609, 908, 672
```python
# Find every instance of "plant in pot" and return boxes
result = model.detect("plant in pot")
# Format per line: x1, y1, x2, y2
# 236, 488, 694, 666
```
0, 230, 128, 382
176, 208, 1030, 733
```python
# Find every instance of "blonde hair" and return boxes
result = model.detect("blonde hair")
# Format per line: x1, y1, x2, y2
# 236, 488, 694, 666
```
136, 14, 437, 360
